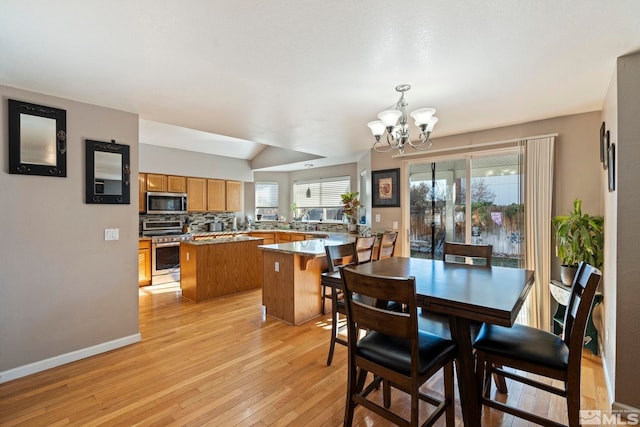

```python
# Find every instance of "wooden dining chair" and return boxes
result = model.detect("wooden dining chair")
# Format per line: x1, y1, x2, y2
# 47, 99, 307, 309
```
340, 267, 457, 427
376, 231, 398, 260
473, 262, 602, 426
355, 236, 376, 264
321, 242, 357, 366
442, 241, 492, 266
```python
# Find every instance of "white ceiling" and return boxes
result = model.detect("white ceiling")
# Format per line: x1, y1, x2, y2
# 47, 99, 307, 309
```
2, 1, 640, 171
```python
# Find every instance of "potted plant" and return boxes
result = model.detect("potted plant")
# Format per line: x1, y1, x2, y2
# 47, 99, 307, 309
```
552, 199, 604, 285
341, 191, 361, 233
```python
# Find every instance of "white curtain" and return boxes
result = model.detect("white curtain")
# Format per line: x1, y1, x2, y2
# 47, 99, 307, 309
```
518, 135, 555, 330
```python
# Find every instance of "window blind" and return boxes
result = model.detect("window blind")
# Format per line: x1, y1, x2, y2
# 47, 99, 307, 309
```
293, 176, 350, 208
255, 182, 279, 207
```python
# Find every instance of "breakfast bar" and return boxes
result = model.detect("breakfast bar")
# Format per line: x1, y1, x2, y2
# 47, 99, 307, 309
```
259, 236, 356, 325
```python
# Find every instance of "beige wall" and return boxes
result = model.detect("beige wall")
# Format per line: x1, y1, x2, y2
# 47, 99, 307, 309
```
602, 58, 619, 404
609, 52, 640, 411
0, 86, 140, 380
139, 143, 253, 182
370, 111, 602, 268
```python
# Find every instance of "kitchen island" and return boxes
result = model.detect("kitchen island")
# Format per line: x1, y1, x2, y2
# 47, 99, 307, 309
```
180, 236, 264, 302
259, 235, 356, 325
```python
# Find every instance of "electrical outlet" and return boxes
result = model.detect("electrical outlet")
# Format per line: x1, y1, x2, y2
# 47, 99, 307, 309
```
375, 214, 381, 223
274, 261, 279, 272
104, 228, 119, 241
392, 221, 398, 230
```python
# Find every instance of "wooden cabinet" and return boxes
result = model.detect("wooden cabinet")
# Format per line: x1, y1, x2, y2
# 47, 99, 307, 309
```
277, 233, 292, 243
226, 180, 242, 212
290, 233, 307, 242
146, 173, 167, 192
138, 239, 151, 286
138, 173, 147, 213
250, 232, 276, 245
207, 179, 226, 211
187, 177, 207, 212
167, 175, 187, 193
141, 172, 243, 213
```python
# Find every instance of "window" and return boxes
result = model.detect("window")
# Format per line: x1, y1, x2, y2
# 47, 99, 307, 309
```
292, 176, 350, 222
255, 182, 279, 221
408, 149, 524, 268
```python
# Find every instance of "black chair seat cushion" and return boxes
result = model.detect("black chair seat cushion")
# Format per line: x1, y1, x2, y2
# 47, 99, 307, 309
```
357, 330, 456, 377
473, 323, 569, 371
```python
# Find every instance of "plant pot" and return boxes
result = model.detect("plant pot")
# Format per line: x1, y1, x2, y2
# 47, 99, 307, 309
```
560, 265, 578, 286
348, 223, 357, 234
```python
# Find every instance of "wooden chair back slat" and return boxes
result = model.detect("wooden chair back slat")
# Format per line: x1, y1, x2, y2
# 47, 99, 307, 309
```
442, 242, 492, 266
355, 236, 376, 264
341, 267, 416, 341
325, 242, 357, 272
377, 231, 398, 260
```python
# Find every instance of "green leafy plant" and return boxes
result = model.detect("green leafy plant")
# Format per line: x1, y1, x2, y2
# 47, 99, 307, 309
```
552, 199, 603, 269
340, 191, 361, 221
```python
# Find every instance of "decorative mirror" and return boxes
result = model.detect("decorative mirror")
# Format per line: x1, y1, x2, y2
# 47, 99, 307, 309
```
85, 139, 131, 204
8, 99, 67, 176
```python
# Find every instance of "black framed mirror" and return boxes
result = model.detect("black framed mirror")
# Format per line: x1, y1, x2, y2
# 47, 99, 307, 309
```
85, 139, 131, 204
8, 99, 67, 177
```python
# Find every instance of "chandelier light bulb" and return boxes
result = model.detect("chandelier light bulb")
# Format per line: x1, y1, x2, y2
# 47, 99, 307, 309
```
425, 116, 439, 132
377, 109, 402, 128
367, 120, 386, 137
410, 108, 436, 126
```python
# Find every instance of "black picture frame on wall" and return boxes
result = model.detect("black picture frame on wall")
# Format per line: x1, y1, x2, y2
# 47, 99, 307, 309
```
603, 130, 610, 170
608, 142, 616, 192
8, 99, 67, 177
599, 121, 606, 163
372, 168, 400, 207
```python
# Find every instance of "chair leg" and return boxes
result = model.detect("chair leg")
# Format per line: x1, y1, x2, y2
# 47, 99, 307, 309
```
493, 367, 508, 394
566, 376, 581, 427
383, 379, 391, 408
344, 364, 358, 427
476, 353, 490, 399
444, 362, 455, 427
326, 304, 339, 366
321, 285, 327, 314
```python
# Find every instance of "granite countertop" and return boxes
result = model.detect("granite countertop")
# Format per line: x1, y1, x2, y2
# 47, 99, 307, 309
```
258, 235, 357, 257
190, 229, 330, 238
183, 236, 264, 245
191, 230, 249, 238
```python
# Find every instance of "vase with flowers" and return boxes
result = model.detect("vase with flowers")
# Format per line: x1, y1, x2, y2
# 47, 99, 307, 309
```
341, 191, 361, 233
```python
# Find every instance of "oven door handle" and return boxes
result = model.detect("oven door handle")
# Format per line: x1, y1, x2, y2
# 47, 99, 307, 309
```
153, 242, 181, 248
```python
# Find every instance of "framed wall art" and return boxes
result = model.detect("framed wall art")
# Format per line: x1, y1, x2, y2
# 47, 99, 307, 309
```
8, 99, 67, 177
608, 142, 616, 192
603, 130, 610, 170
599, 121, 606, 163
372, 168, 400, 207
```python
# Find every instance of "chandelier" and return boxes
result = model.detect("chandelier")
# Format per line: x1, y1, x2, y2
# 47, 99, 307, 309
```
367, 84, 438, 154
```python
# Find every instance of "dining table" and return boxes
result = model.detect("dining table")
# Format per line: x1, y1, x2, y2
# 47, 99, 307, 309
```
348, 256, 535, 426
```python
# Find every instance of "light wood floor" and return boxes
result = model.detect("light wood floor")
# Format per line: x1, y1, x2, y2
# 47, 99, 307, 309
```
0, 284, 610, 426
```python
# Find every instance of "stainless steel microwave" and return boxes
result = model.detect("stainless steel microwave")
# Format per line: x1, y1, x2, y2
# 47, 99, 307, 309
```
146, 192, 188, 214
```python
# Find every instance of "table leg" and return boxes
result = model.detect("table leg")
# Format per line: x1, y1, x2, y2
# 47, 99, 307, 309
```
448, 315, 481, 426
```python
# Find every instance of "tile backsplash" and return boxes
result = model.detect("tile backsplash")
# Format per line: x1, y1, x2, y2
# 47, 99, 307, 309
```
140, 213, 371, 235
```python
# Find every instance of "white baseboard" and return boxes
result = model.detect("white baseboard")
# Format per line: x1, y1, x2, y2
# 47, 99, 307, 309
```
612, 401, 640, 419
0, 333, 141, 384
600, 346, 616, 406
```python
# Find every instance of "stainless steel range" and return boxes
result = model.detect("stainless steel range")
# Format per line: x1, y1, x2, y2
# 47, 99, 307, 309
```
142, 219, 193, 285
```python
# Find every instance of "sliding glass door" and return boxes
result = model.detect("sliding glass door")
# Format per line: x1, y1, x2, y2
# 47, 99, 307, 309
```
408, 149, 524, 267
